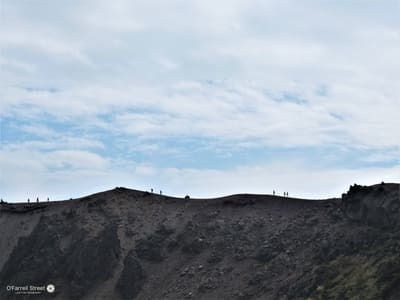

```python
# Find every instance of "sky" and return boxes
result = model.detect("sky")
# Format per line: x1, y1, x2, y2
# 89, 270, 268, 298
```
0, 0, 399, 202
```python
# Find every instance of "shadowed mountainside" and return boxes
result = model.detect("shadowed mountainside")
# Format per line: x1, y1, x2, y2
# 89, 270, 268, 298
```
0, 183, 399, 299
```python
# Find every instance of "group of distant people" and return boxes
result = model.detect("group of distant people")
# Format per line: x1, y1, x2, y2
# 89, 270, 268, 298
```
1, 197, 51, 204
272, 190, 289, 197
27, 197, 50, 204
150, 188, 162, 195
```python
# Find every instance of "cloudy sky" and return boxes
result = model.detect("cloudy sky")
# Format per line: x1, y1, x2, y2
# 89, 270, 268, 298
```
0, 0, 399, 201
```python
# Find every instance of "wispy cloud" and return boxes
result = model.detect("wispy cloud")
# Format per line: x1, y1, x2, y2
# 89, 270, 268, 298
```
3, 81, 398, 149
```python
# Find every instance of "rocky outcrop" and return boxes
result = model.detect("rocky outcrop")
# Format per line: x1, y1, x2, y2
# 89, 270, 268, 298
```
342, 183, 400, 226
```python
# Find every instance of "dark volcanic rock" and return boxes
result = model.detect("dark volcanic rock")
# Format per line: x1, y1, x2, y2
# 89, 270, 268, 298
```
135, 225, 174, 262
64, 224, 121, 298
1, 183, 399, 300
254, 245, 279, 263
342, 183, 400, 226
177, 221, 207, 255
0, 216, 120, 299
135, 236, 165, 262
116, 250, 146, 300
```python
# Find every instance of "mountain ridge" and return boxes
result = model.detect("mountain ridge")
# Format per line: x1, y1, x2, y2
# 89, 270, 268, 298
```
1, 182, 399, 299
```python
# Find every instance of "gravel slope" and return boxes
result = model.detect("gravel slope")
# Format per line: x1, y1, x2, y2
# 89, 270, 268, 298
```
0, 183, 399, 299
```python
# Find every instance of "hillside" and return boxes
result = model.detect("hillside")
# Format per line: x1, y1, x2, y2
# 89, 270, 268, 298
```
1, 183, 399, 299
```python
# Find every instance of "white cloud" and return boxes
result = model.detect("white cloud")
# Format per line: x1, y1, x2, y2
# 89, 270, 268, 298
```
156, 57, 179, 71
2, 79, 399, 150
1, 0, 399, 201
0, 146, 130, 201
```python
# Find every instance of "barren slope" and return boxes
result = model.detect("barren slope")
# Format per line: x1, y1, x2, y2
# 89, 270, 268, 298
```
0, 183, 399, 299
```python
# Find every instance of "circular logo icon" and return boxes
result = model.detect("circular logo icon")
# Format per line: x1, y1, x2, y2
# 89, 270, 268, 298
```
46, 284, 55, 293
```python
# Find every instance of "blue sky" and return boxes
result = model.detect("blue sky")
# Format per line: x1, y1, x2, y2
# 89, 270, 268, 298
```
0, 0, 399, 201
